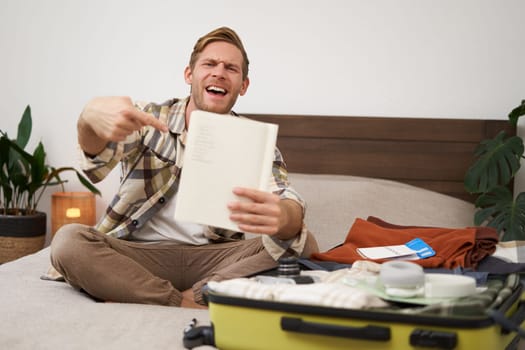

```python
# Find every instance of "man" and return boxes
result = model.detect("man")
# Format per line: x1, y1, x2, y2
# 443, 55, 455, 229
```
50, 27, 318, 308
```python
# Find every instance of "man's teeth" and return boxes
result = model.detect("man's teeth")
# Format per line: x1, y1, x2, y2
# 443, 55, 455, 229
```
207, 86, 226, 94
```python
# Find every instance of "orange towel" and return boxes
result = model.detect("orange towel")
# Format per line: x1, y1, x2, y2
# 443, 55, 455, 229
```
311, 217, 498, 269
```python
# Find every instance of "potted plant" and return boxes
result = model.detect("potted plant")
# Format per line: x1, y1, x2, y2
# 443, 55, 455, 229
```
464, 99, 525, 241
0, 105, 100, 263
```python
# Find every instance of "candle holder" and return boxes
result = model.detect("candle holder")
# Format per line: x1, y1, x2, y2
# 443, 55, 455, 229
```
51, 192, 96, 236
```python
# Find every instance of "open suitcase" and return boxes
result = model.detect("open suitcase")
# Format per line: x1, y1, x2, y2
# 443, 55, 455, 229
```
184, 273, 525, 350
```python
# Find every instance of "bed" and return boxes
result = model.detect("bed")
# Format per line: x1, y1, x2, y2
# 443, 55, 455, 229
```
0, 114, 514, 350
246, 113, 514, 203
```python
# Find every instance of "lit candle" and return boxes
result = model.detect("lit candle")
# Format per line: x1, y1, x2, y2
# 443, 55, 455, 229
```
52, 192, 96, 236
65, 208, 81, 218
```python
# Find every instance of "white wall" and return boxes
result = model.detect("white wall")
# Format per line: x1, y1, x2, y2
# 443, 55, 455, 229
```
1, 0, 524, 242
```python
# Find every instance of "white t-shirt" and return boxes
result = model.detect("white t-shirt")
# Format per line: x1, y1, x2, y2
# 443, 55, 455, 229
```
130, 193, 208, 245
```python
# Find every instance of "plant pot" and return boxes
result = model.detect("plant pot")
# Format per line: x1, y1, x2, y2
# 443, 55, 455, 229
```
0, 211, 46, 264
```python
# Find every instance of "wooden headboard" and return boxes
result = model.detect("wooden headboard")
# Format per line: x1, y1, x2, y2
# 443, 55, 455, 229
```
245, 114, 515, 203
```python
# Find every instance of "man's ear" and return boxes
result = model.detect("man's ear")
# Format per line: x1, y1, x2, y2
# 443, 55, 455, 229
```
239, 77, 250, 96
184, 66, 192, 85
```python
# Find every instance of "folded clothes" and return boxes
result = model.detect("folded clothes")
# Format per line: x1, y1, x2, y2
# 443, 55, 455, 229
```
311, 217, 498, 269
208, 262, 390, 310
208, 264, 519, 318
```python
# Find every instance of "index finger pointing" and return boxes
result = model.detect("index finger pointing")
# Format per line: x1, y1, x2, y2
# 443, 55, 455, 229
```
147, 115, 169, 132
131, 110, 169, 133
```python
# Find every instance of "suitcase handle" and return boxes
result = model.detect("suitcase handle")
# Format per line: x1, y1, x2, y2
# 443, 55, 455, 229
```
508, 301, 525, 333
489, 301, 525, 338
280, 316, 391, 341
182, 318, 215, 349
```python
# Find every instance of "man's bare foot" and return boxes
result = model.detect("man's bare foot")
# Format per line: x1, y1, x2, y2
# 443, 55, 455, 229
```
181, 289, 208, 309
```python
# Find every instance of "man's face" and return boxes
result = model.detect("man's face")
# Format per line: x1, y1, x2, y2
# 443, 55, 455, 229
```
185, 41, 249, 115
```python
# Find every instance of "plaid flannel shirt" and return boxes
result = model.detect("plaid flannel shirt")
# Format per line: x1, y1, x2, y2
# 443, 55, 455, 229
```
79, 97, 308, 260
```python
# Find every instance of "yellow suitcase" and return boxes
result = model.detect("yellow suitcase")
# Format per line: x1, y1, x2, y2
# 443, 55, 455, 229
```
184, 274, 525, 350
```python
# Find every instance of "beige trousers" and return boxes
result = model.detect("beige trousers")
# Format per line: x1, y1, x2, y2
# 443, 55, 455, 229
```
50, 224, 318, 306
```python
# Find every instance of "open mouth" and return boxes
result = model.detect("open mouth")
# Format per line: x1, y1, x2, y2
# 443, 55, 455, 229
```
206, 86, 227, 96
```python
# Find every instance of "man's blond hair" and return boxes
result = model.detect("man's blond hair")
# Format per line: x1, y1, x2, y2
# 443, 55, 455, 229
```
189, 27, 249, 80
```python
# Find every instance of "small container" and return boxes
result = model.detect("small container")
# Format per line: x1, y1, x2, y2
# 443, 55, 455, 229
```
277, 256, 301, 278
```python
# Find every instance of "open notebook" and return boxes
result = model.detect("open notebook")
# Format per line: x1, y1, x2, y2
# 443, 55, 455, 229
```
174, 110, 278, 232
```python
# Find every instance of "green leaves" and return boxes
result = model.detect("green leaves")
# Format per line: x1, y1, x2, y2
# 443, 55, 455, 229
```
508, 100, 525, 127
0, 136, 13, 208
464, 99, 525, 241
16, 105, 32, 149
0, 105, 100, 215
464, 131, 523, 194
76, 171, 101, 196
474, 187, 525, 241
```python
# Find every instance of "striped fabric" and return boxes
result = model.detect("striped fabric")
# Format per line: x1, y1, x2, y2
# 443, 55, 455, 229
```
79, 97, 308, 259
